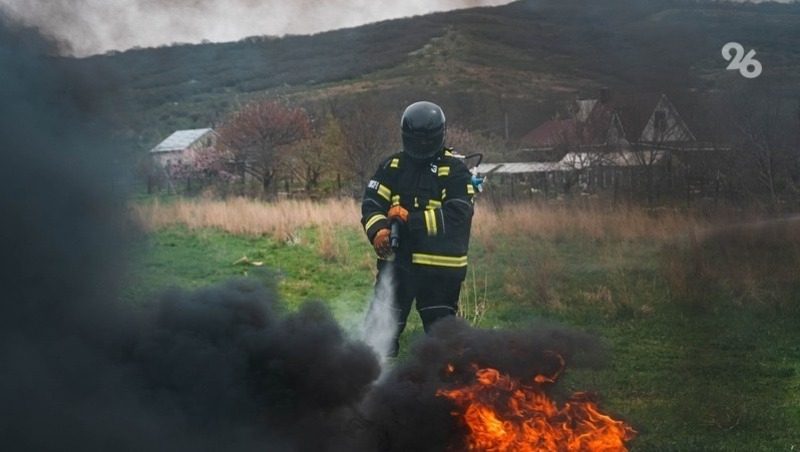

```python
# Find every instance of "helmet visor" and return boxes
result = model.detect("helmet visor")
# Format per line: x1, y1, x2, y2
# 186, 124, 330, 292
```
402, 129, 444, 160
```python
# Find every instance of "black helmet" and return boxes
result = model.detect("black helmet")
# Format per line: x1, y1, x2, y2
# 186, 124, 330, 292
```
401, 101, 446, 161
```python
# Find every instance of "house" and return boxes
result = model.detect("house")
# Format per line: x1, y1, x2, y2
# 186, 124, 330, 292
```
149, 128, 217, 168
518, 92, 705, 155
519, 96, 625, 153
485, 91, 722, 199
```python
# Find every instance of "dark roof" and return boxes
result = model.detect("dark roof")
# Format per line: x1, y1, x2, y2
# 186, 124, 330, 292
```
608, 92, 712, 142
520, 101, 615, 148
519, 119, 576, 148
503, 148, 567, 163
607, 93, 663, 141
520, 92, 712, 150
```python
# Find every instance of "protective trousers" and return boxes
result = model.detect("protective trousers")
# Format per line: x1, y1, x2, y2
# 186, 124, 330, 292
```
370, 260, 462, 357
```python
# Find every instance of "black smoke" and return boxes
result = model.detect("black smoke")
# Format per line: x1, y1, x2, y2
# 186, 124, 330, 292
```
0, 15, 379, 451
361, 319, 602, 451
0, 14, 603, 452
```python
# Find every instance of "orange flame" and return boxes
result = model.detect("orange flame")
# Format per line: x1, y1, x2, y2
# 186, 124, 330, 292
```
437, 361, 636, 451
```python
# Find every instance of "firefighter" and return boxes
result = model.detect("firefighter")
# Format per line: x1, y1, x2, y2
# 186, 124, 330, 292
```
361, 101, 475, 357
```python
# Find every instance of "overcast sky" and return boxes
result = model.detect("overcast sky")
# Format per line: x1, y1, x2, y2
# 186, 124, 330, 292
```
0, 0, 513, 57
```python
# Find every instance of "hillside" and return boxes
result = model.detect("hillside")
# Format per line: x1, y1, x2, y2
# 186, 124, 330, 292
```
69, 0, 800, 150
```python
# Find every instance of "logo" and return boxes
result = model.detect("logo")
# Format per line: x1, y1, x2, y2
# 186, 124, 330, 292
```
722, 42, 762, 79
430, 164, 438, 174
367, 180, 379, 190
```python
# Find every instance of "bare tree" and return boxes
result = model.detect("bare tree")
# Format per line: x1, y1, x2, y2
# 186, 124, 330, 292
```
287, 137, 326, 193
335, 101, 398, 193
217, 99, 311, 197
447, 125, 507, 161
286, 115, 344, 194
716, 90, 797, 209
447, 125, 483, 154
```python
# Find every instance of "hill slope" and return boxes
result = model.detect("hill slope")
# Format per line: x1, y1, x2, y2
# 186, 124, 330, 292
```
70, 0, 800, 147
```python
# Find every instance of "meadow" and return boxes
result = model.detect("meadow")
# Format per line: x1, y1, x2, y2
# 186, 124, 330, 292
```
128, 198, 800, 451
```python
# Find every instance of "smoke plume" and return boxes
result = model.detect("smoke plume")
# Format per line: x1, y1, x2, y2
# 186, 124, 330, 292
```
0, 0, 512, 56
0, 14, 604, 451
0, 14, 380, 451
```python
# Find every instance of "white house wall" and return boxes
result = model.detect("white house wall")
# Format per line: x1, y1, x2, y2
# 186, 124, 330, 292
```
639, 95, 695, 143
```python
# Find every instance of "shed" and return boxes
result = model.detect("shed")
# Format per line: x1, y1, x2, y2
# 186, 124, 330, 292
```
149, 128, 217, 167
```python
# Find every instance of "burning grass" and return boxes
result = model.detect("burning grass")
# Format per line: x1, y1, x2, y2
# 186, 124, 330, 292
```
438, 364, 637, 451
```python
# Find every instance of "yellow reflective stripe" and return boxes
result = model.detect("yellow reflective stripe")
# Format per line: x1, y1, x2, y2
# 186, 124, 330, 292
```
441, 188, 447, 200
424, 210, 431, 235
377, 184, 392, 201
414, 197, 419, 208
391, 195, 400, 206
365, 214, 386, 232
390, 158, 400, 168
444, 150, 454, 157
437, 166, 450, 177
427, 199, 442, 209
424, 210, 437, 236
412, 253, 468, 268
466, 184, 475, 195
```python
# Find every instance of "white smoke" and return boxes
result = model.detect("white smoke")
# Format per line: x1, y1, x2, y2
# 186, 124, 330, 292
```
0, 0, 513, 56
361, 263, 400, 367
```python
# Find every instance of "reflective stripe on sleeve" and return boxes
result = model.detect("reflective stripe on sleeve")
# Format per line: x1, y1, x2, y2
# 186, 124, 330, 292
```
466, 184, 475, 195
437, 166, 450, 177
390, 158, 400, 168
412, 253, 468, 268
365, 213, 386, 232
377, 184, 392, 201
427, 199, 442, 209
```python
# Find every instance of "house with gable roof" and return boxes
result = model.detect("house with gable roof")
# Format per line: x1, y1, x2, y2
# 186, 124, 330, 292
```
149, 128, 218, 168
479, 90, 723, 199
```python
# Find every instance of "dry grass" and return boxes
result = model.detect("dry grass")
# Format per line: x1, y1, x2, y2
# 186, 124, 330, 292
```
133, 197, 361, 240
134, 198, 706, 242
661, 217, 800, 307
473, 203, 706, 242
132, 196, 800, 313
458, 266, 489, 326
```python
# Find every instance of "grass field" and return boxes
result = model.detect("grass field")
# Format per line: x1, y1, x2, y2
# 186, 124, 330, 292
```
126, 198, 800, 451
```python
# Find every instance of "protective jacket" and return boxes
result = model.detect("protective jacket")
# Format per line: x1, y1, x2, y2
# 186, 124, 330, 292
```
361, 148, 475, 279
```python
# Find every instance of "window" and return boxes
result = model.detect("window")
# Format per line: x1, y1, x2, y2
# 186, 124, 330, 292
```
654, 110, 667, 134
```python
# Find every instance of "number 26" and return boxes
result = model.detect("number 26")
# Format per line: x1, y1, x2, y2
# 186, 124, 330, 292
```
721, 42, 762, 79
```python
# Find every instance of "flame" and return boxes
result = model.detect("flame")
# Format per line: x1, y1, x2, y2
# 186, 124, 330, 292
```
437, 360, 636, 451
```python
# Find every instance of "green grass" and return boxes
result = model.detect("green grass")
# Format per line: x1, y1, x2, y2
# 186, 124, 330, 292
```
124, 225, 800, 451
123, 226, 373, 313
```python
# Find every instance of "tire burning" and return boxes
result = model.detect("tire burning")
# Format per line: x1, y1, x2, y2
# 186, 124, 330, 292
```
437, 356, 636, 451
